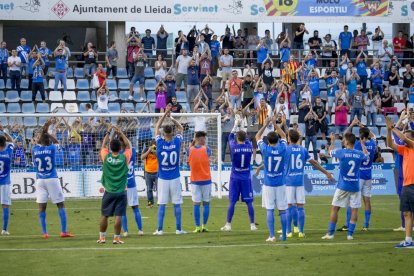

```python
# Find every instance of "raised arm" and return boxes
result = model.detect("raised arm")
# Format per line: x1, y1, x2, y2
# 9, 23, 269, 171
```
101, 124, 112, 150
155, 109, 169, 136
308, 159, 334, 180
115, 125, 131, 149
170, 115, 184, 135
256, 117, 270, 142
0, 124, 13, 143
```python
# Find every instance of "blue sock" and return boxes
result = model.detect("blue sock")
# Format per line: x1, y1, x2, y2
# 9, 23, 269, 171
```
174, 204, 182, 231
226, 202, 236, 223
246, 202, 255, 224
328, 222, 336, 236
122, 215, 128, 233
346, 207, 351, 228
348, 222, 356, 236
266, 209, 275, 238
364, 210, 371, 228
193, 204, 201, 227
280, 211, 287, 239
298, 207, 305, 233
133, 208, 143, 231
202, 203, 210, 226
58, 208, 67, 233
291, 205, 298, 227
286, 206, 293, 234
2, 207, 9, 231
39, 211, 47, 234
157, 204, 166, 231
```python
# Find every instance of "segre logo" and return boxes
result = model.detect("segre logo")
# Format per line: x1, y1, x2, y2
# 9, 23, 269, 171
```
51, 0, 69, 18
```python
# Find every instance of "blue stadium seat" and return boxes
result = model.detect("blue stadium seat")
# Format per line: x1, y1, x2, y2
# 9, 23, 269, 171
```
22, 103, 35, 113
119, 90, 130, 101
20, 91, 32, 102
352, 127, 360, 137
105, 79, 117, 90
0, 80, 4, 89
24, 117, 37, 127
121, 102, 134, 112
76, 79, 90, 90
135, 102, 146, 112
376, 114, 386, 127
79, 103, 91, 113
20, 79, 29, 89
333, 140, 342, 149
108, 103, 120, 113
77, 91, 91, 102
74, 68, 85, 79
133, 92, 142, 102
35, 91, 49, 102
379, 127, 387, 138
49, 91, 63, 102
146, 91, 156, 102
47, 67, 56, 78
144, 67, 155, 78
43, 79, 49, 89
116, 68, 128, 79
66, 67, 74, 78
0, 103, 5, 113
108, 91, 118, 101
387, 114, 399, 123
5, 79, 12, 89
144, 79, 157, 91
316, 139, 328, 150
25, 128, 35, 140
319, 79, 327, 90
38, 116, 48, 125
176, 92, 187, 103
36, 103, 50, 113
118, 79, 130, 90
0, 117, 7, 126
368, 127, 379, 137
5, 90, 20, 102
0, 91, 4, 101
7, 103, 21, 113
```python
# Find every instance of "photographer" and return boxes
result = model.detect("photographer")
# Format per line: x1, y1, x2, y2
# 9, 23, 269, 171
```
83, 42, 98, 77
141, 140, 158, 207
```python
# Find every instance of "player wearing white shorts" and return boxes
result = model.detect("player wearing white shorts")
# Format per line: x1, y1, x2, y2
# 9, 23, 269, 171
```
0, 126, 14, 235
341, 118, 376, 232
153, 106, 186, 235
188, 131, 212, 233
32, 120, 74, 239
322, 132, 368, 241
121, 146, 143, 237
284, 129, 333, 238
255, 116, 288, 242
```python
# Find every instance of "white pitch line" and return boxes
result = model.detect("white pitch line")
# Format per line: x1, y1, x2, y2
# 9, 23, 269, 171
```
0, 241, 404, 252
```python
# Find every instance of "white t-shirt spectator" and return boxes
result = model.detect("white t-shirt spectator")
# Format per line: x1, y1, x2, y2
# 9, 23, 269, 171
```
194, 116, 207, 132
176, 55, 192, 74
220, 54, 233, 73
8, 56, 21, 71
275, 102, 290, 120
97, 93, 108, 110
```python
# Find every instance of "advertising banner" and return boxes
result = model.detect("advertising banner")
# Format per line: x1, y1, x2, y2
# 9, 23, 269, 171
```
0, 0, 411, 23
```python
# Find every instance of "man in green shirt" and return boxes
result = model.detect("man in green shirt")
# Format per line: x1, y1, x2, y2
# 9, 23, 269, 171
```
97, 125, 132, 245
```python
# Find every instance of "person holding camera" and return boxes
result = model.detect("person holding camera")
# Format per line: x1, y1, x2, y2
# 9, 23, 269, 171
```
141, 140, 158, 207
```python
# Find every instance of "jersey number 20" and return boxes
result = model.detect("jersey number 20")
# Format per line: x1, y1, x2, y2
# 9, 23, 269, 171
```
161, 151, 178, 166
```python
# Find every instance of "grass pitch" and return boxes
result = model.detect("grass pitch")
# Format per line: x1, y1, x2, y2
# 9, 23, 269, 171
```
0, 196, 412, 275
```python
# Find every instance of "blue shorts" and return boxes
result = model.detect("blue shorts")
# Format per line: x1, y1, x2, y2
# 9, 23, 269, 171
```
131, 75, 145, 87
229, 177, 254, 203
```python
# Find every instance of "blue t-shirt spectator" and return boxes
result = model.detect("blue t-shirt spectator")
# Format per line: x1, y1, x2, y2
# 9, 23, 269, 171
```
280, 47, 290, 63
39, 47, 52, 66
141, 36, 155, 54
55, 54, 66, 71
187, 65, 199, 85
339, 32, 352, 50
17, 44, 31, 63
257, 46, 268, 64
356, 61, 367, 76
67, 143, 81, 165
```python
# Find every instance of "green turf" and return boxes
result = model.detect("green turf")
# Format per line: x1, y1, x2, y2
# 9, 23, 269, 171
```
0, 195, 412, 275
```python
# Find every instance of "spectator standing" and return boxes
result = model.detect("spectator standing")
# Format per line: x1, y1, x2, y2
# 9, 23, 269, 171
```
279, 36, 291, 66
197, 33, 210, 56
13, 139, 27, 167
0, 41, 8, 86
16, 38, 30, 77
201, 74, 213, 111
355, 51, 368, 93
31, 54, 46, 103
256, 39, 269, 76
350, 29, 359, 59
322, 34, 335, 67
154, 54, 167, 82
129, 51, 147, 101
199, 50, 212, 81
141, 140, 158, 207
326, 70, 339, 116
57, 40, 71, 69
154, 80, 167, 113
293, 23, 309, 51
219, 48, 233, 93
334, 98, 350, 137
105, 41, 118, 79
381, 87, 396, 113
174, 31, 188, 58
38, 41, 52, 76
402, 64, 414, 104
156, 25, 169, 58
221, 26, 235, 56
378, 40, 393, 71
228, 70, 243, 109
355, 30, 370, 55
233, 28, 247, 67
142, 29, 156, 65
372, 26, 384, 57
201, 24, 215, 46
388, 65, 401, 101
175, 49, 192, 93
297, 98, 310, 137
247, 27, 260, 65
370, 62, 384, 96
95, 63, 107, 88
53, 48, 67, 91
308, 30, 322, 57
349, 85, 365, 122
393, 31, 406, 64
164, 73, 176, 104
304, 108, 318, 160
7, 49, 21, 92
127, 28, 141, 77
365, 89, 377, 126
83, 42, 98, 77
187, 27, 198, 54
187, 57, 200, 105
313, 96, 328, 141
338, 25, 353, 56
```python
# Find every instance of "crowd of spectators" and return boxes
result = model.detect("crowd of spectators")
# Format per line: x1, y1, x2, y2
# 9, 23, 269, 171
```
1, 23, 414, 166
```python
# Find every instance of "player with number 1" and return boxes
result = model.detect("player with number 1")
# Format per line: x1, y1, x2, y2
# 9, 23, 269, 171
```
32, 120, 74, 239
322, 132, 368, 241
153, 107, 187, 235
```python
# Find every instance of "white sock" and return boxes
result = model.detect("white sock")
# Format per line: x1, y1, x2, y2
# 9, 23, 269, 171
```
99, 232, 106, 238
405, 237, 412, 243
114, 234, 120, 239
